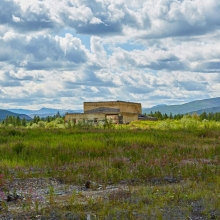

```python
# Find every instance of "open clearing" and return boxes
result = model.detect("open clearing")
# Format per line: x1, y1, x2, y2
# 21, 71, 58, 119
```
0, 120, 220, 219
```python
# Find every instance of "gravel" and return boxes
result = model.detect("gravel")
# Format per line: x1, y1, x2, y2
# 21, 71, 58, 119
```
0, 178, 219, 219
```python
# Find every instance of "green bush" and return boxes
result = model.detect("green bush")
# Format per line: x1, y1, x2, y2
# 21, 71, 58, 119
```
180, 116, 200, 130
38, 121, 46, 128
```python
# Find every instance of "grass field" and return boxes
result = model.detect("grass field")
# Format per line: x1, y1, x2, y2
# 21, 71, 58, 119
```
0, 118, 220, 219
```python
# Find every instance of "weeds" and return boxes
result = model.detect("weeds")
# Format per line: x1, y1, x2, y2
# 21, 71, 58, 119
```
48, 186, 55, 205
0, 120, 219, 218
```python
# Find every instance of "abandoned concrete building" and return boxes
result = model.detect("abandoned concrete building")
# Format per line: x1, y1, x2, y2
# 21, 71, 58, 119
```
65, 101, 142, 124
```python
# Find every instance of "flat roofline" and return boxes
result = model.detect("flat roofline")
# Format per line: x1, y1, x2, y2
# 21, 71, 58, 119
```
65, 112, 139, 115
84, 100, 141, 104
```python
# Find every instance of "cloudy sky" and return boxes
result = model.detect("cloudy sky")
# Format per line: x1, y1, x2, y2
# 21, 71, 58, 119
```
0, 0, 220, 110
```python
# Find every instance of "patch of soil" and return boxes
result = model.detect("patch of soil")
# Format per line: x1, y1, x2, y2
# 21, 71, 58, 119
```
0, 178, 219, 219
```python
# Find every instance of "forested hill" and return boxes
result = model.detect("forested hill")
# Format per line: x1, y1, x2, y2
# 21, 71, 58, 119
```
0, 109, 32, 120
143, 97, 220, 115
188, 106, 220, 115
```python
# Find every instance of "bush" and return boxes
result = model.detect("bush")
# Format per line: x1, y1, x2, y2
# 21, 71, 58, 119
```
38, 121, 46, 128
156, 121, 171, 130
45, 122, 55, 128
202, 120, 220, 130
180, 116, 200, 130
31, 123, 39, 128
54, 118, 64, 124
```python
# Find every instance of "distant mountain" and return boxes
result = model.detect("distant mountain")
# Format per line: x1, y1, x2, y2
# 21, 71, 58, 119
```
188, 106, 220, 115
0, 109, 32, 120
143, 97, 220, 115
6, 97, 220, 118
7, 108, 83, 118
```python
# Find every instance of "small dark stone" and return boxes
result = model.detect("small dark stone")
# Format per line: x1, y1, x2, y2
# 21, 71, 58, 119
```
6, 194, 23, 202
119, 180, 127, 184
7, 194, 17, 202
85, 181, 91, 189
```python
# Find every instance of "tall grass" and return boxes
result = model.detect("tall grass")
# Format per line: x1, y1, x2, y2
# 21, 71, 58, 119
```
0, 122, 219, 184
0, 120, 219, 218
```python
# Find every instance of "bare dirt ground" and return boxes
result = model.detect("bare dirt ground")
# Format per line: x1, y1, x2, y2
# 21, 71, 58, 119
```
1, 177, 219, 219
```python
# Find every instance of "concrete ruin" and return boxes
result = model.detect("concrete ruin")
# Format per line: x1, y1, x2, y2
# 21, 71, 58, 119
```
65, 101, 142, 124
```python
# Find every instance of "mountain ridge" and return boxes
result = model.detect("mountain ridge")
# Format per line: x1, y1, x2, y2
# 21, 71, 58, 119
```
7, 108, 83, 118
143, 97, 220, 115
0, 109, 32, 120
3, 97, 220, 118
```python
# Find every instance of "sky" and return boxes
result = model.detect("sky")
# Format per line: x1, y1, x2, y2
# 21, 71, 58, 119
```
0, 0, 220, 110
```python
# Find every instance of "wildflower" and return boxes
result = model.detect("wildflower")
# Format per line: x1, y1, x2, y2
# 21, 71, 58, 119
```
0, 190, 6, 200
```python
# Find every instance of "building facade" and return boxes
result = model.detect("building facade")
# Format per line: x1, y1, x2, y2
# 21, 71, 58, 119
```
65, 101, 142, 124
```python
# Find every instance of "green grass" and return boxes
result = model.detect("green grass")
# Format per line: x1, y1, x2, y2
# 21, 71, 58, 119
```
0, 124, 219, 182
0, 119, 220, 218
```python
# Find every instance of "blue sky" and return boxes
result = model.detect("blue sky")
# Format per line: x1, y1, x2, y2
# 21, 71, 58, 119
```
0, 0, 220, 110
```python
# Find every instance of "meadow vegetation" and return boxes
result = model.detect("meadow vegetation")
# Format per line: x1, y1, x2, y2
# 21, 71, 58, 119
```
0, 114, 220, 219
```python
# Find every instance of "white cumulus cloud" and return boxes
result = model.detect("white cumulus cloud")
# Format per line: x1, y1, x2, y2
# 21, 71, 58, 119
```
0, 0, 220, 109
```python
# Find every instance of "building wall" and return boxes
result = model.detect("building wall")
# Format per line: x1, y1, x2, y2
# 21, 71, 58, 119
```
120, 112, 139, 124
84, 101, 142, 114
65, 112, 139, 124
65, 113, 106, 124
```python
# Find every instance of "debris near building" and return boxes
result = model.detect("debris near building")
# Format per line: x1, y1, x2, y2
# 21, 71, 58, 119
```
138, 114, 158, 121
65, 101, 142, 124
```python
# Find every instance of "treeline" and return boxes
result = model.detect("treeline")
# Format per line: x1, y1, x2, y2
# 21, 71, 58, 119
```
31, 111, 62, 124
147, 111, 183, 120
1, 111, 220, 128
1, 115, 27, 127
148, 111, 220, 121
199, 111, 220, 121
1, 111, 63, 127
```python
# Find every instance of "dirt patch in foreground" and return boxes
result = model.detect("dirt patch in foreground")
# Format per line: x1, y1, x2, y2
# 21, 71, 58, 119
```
0, 178, 219, 219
